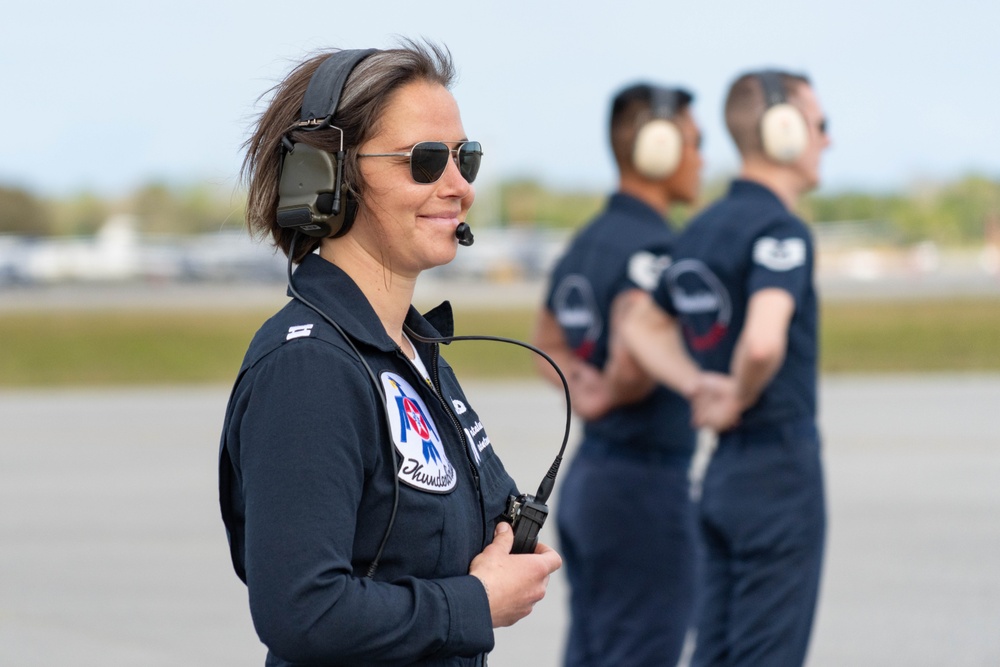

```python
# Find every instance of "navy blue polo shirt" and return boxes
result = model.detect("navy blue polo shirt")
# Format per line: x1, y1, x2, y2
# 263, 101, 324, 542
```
545, 193, 695, 459
652, 179, 818, 429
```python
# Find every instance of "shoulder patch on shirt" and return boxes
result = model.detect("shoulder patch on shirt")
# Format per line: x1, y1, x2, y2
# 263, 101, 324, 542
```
381, 372, 456, 493
627, 251, 672, 291
753, 237, 806, 272
664, 258, 732, 352
286, 324, 314, 340
551, 274, 602, 359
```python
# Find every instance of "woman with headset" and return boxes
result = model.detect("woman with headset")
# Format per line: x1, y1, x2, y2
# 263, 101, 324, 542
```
218, 41, 561, 666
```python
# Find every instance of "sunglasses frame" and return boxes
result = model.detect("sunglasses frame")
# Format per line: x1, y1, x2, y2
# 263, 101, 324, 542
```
358, 141, 482, 184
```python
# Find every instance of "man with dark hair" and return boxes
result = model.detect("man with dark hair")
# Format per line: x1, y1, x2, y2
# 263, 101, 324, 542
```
620, 69, 831, 666
532, 82, 704, 667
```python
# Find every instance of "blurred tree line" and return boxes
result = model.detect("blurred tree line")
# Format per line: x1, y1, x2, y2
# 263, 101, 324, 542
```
801, 175, 1000, 244
0, 183, 248, 237
2, 173, 998, 244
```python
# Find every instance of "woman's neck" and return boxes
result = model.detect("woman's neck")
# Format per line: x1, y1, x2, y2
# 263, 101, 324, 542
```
319, 240, 416, 350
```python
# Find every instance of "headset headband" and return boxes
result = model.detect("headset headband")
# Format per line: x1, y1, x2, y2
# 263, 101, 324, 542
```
300, 48, 379, 122
756, 70, 788, 107
649, 85, 680, 119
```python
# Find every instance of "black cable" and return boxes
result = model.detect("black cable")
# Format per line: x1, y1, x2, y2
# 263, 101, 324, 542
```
404, 330, 571, 506
285, 232, 400, 578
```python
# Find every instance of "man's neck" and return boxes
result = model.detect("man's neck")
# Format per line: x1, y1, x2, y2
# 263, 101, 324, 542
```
738, 159, 802, 211
618, 176, 671, 215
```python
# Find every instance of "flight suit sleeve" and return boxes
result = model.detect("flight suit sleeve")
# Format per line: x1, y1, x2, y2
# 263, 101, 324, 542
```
746, 216, 812, 303
232, 340, 493, 664
650, 265, 679, 317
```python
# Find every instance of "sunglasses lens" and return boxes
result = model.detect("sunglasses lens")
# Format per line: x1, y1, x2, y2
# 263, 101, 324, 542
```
458, 141, 482, 183
407, 141, 483, 184
410, 142, 450, 184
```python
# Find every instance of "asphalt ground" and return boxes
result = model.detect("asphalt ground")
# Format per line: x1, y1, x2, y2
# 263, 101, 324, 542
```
2, 375, 999, 666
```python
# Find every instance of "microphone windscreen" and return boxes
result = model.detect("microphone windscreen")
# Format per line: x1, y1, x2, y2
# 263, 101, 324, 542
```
456, 223, 475, 246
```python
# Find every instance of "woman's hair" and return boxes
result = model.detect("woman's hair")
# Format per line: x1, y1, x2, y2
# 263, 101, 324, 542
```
241, 39, 456, 261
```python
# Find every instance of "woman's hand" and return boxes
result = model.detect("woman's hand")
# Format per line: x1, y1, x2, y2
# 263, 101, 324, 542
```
469, 522, 563, 628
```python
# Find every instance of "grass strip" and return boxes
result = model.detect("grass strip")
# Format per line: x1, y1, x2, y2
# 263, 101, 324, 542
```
1, 297, 998, 387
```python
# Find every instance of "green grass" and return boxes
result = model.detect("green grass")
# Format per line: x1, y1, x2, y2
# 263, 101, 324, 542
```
0, 311, 263, 387
820, 298, 1000, 372
1, 297, 999, 387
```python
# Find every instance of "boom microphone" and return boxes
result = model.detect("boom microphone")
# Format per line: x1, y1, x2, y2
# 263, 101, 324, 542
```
455, 222, 475, 246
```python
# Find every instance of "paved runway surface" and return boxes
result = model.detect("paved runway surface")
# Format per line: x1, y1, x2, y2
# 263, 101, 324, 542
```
2, 376, 999, 666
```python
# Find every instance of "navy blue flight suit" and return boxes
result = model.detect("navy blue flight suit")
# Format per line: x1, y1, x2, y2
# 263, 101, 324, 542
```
219, 253, 518, 666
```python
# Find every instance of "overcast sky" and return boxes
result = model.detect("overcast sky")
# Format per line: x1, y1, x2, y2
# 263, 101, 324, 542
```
2, 0, 998, 200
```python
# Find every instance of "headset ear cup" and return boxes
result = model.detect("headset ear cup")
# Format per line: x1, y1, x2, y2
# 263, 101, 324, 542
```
760, 103, 808, 163
277, 143, 350, 238
330, 191, 358, 238
633, 118, 683, 179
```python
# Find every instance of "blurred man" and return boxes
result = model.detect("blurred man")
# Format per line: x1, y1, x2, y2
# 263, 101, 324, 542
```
532, 82, 704, 667
621, 69, 831, 666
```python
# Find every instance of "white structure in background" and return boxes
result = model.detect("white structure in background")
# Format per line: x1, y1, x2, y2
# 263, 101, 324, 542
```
21, 215, 140, 282
981, 245, 1000, 275
427, 226, 569, 282
1, 216, 996, 289
0, 218, 286, 285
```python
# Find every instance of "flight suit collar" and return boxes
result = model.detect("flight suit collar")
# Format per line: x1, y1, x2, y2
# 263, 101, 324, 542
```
288, 253, 454, 351
608, 191, 670, 227
728, 178, 788, 211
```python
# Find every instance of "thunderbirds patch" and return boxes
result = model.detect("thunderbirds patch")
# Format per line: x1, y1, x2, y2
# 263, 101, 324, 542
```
381, 372, 457, 493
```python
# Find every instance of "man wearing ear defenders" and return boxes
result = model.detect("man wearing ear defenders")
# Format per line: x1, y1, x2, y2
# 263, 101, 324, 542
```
532, 82, 705, 667
620, 70, 831, 666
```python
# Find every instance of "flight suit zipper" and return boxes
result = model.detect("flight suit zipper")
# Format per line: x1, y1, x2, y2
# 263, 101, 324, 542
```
426, 344, 488, 548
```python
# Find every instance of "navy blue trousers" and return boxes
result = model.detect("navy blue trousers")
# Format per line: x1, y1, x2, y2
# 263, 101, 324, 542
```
557, 443, 698, 667
692, 419, 826, 667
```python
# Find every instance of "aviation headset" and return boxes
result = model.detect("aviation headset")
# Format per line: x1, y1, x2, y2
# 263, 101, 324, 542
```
755, 70, 809, 164
276, 48, 378, 239
632, 85, 686, 180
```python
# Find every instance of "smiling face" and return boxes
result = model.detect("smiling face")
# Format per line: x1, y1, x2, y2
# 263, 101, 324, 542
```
350, 79, 475, 278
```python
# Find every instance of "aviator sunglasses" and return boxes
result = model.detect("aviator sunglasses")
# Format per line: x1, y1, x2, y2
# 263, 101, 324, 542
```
358, 141, 483, 184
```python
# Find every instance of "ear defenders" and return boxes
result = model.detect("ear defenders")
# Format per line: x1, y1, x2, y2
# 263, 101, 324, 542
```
276, 48, 377, 238
756, 70, 809, 164
632, 86, 683, 180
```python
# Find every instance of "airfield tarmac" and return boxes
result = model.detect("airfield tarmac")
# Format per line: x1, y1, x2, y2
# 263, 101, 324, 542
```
2, 375, 999, 666
2, 272, 999, 665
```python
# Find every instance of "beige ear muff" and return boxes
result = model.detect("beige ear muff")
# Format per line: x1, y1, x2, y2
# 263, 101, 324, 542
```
760, 103, 808, 163
633, 118, 683, 179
